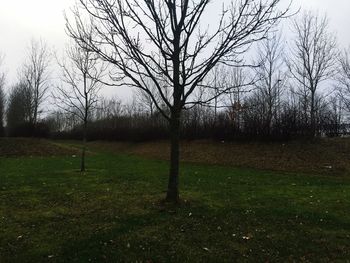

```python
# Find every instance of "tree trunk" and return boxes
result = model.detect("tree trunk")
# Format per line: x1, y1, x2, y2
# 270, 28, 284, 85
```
81, 72, 88, 172
166, 110, 181, 203
167, 28, 182, 203
267, 106, 272, 137
310, 91, 316, 138
81, 120, 87, 172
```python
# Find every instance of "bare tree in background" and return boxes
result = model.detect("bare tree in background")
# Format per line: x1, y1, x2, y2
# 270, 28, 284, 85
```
134, 82, 159, 117
226, 67, 251, 130
338, 47, 350, 113
322, 94, 344, 136
21, 39, 51, 126
287, 12, 337, 137
0, 54, 5, 136
204, 66, 226, 122
66, 0, 291, 202
6, 82, 33, 134
254, 33, 285, 136
198, 66, 232, 124
94, 97, 124, 120
53, 43, 104, 172
203, 65, 252, 130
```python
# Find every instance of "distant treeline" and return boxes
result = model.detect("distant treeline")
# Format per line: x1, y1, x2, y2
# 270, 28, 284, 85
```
3, 92, 347, 142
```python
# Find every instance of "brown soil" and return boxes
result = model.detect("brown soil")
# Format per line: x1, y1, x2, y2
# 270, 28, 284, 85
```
91, 138, 350, 176
0, 138, 78, 157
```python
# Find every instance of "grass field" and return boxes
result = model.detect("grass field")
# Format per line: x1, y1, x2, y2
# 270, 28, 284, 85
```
0, 138, 350, 262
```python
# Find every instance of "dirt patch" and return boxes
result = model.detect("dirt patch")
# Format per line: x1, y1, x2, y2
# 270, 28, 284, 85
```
88, 141, 134, 154
0, 138, 78, 157
127, 138, 350, 176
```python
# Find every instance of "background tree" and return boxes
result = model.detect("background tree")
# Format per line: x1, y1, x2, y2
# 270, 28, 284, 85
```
287, 12, 337, 137
6, 82, 33, 135
94, 97, 124, 120
203, 66, 226, 123
338, 47, 350, 113
320, 94, 344, 136
0, 54, 5, 136
253, 33, 285, 136
21, 39, 51, 126
53, 42, 104, 172
134, 82, 158, 117
224, 67, 251, 132
67, 0, 291, 202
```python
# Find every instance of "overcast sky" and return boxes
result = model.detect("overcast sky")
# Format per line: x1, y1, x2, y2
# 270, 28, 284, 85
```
0, 0, 349, 98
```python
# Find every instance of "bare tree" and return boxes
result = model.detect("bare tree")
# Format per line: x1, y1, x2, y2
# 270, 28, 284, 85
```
66, 0, 291, 202
254, 33, 285, 136
321, 94, 344, 136
53, 42, 104, 172
133, 82, 159, 117
287, 12, 337, 137
226, 67, 251, 130
6, 82, 33, 135
0, 54, 5, 136
204, 66, 225, 122
338, 47, 350, 113
203, 65, 252, 130
21, 39, 51, 125
198, 66, 230, 123
94, 97, 124, 120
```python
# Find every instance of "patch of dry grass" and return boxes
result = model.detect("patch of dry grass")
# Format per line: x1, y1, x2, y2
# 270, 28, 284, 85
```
0, 138, 78, 157
92, 138, 350, 176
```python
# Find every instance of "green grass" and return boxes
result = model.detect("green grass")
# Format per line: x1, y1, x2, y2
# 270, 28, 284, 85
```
1, 143, 350, 262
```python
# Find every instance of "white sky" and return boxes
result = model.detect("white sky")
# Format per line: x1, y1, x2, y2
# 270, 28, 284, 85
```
0, 0, 349, 98
0, 0, 71, 81
289, 0, 350, 45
